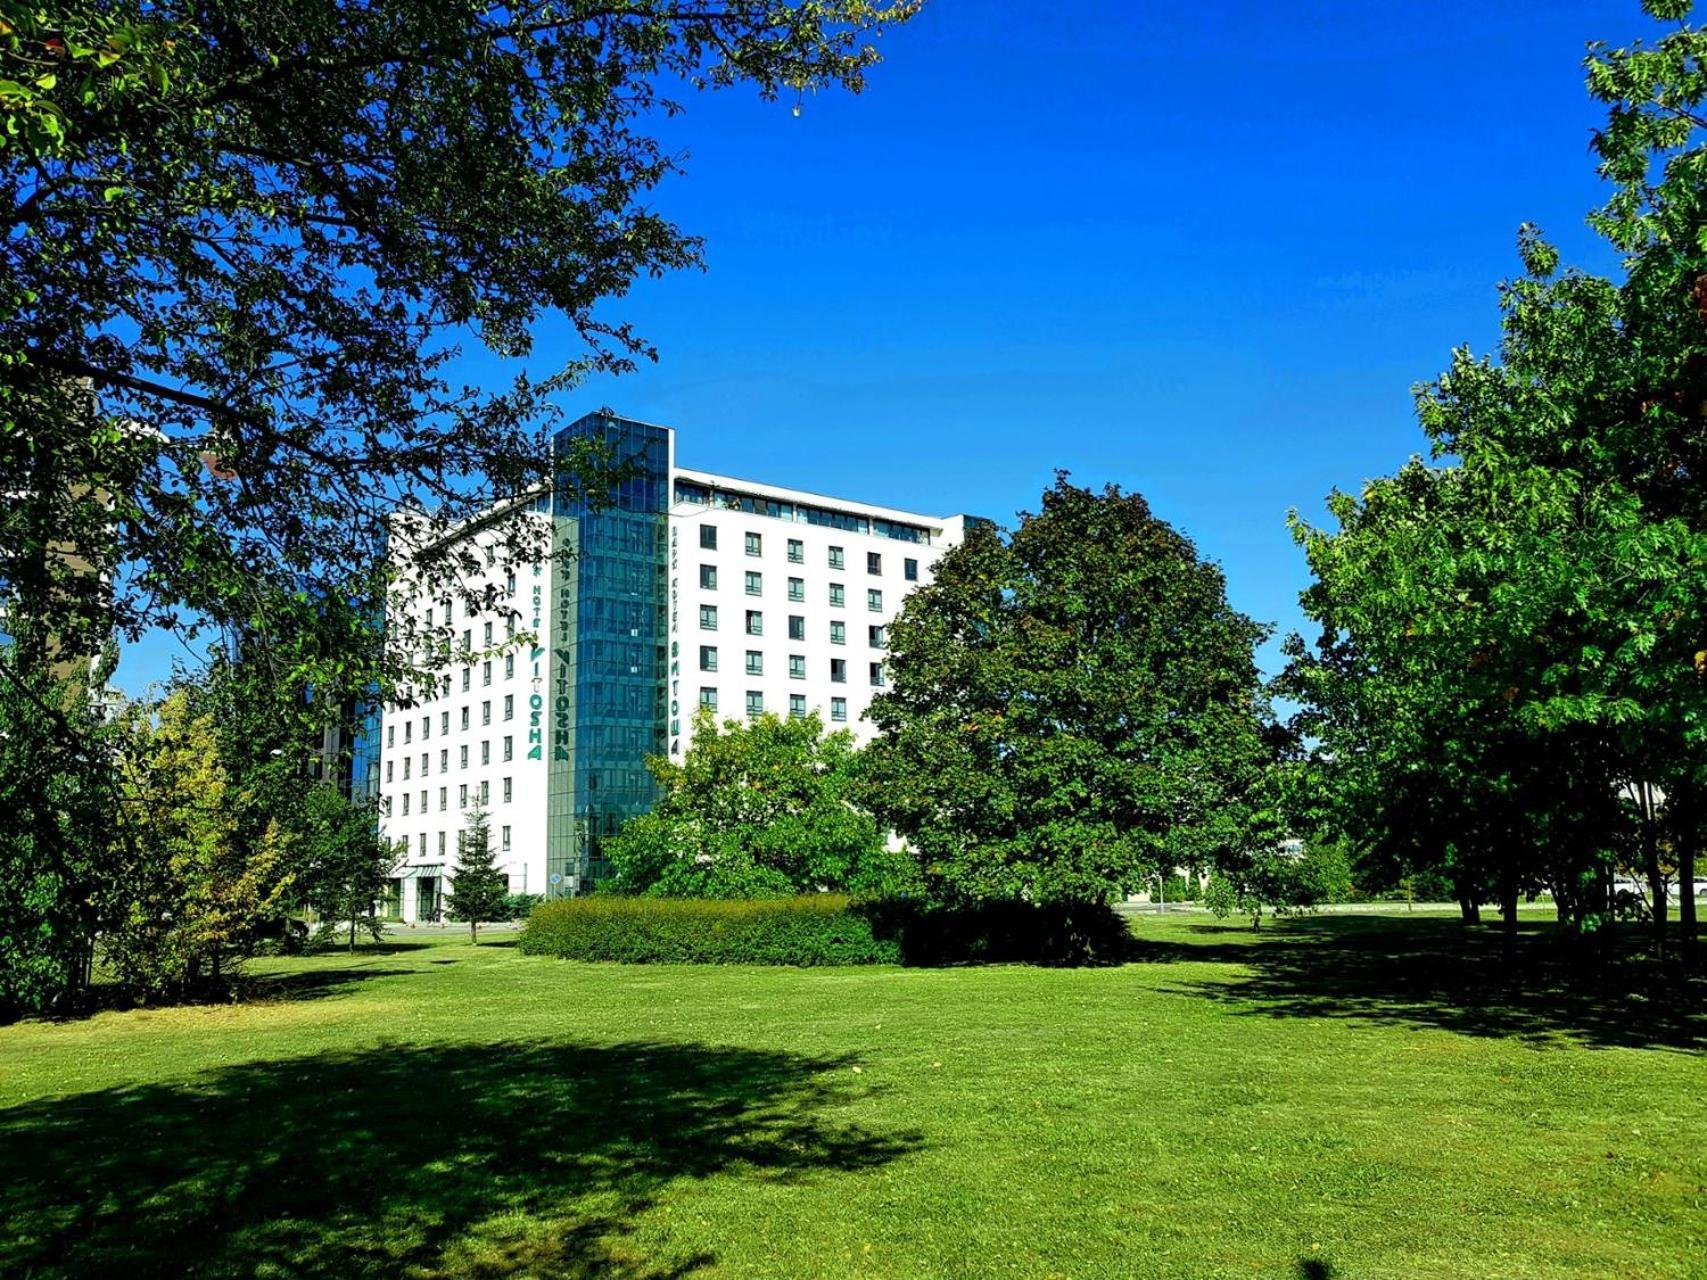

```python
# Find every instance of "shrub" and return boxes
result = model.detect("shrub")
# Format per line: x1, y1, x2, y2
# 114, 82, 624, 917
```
518, 895, 1134, 967
518, 895, 900, 966
501, 892, 544, 920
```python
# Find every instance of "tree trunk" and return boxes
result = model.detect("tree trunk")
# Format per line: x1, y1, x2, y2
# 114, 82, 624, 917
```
1458, 894, 1480, 924
1675, 785, 1697, 968
1642, 782, 1666, 961
1499, 876, 1519, 967
348, 913, 357, 953
470, 920, 479, 945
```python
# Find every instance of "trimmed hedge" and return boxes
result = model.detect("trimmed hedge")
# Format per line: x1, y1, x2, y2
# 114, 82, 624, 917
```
518, 894, 1134, 967
517, 894, 900, 966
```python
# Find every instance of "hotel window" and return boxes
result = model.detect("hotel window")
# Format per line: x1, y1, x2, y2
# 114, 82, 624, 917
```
870, 661, 886, 687
831, 697, 848, 722
831, 658, 847, 684
420, 788, 428, 813
504, 653, 515, 679
789, 694, 807, 719
828, 545, 844, 569
404, 757, 412, 780
461, 668, 471, 691
420, 751, 428, 775
461, 706, 470, 731
426, 605, 434, 627
745, 571, 763, 596
829, 583, 845, 607
904, 557, 919, 582
462, 627, 472, 652
440, 710, 449, 734
830, 620, 846, 645
503, 736, 513, 761
788, 615, 805, 641
869, 625, 887, 649
459, 783, 467, 809
745, 650, 764, 676
867, 552, 882, 575
506, 615, 516, 639
483, 621, 493, 645
700, 523, 717, 550
745, 609, 762, 636
419, 832, 428, 857
439, 786, 448, 811
787, 576, 804, 602
386, 761, 394, 783
506, 569, 517, 595
502, 776, 513, 803
402, 793, 411, 815
745, 690, 764, 716
439, 832, 447, 858
699, 564, 717, 590
868, 589, 883, 612
700, 604, 718, 631
481, 740, 491, 765
787, 538, 804, 563
789, 654, 806, 680
479, 780, 489, 805
405, 721, 413, 744
459, 744, 469, 769
482, 700, 491, 725
504, 694, 514, 720
439, 749, 448, 773
501, 824, 512, 852
482, 660, 492, 686
700, 645, 718, 672
700, 687, 718, 711
745, 530, 762, 556
387, 725, 395, 748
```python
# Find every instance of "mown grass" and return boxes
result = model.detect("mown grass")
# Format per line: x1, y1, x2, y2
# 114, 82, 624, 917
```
2, 909, 1703, 1278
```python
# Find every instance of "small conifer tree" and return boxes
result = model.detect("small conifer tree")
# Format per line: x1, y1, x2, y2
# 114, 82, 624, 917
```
446, 807, 508, 944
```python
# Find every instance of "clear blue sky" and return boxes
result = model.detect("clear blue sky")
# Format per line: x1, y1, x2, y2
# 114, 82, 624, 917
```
118, 0, 1646, 692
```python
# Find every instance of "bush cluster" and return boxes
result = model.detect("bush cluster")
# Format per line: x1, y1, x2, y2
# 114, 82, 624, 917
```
518, 895, 901, 966
518, 895, 1134, 967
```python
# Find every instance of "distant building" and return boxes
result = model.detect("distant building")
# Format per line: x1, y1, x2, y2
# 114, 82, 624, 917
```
375, 411, 981, 922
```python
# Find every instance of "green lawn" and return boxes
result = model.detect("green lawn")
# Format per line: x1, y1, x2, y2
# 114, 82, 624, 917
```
2, 911, 1703, 1279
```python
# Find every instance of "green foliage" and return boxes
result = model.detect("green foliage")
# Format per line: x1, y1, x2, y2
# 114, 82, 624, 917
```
0, 651, 117, 1017
106, 691, 293, 998
501, 892, 544, 920
2, 0, 919, 713
518, 894, 901, 965
603, 708, 911, 898
866, 475, 1278, 907
1203, 841, 1352, 929
296, 784, 396, 951
446, 807, 508, 943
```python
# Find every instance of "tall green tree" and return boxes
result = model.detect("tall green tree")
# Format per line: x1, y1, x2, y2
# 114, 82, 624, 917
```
298, 784, 397, 951
1, 0, 920, 711
604, 708, 904, 898
108, 689, 294, 997
1286, 0, 1707, 961
446, 805, 506, 943
865, 476, 1277, 907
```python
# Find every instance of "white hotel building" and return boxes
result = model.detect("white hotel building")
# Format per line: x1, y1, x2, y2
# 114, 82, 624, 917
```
376, 412, 981, 921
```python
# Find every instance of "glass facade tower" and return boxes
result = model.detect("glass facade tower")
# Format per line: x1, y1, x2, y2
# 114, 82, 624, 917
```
544, 413, 671, 894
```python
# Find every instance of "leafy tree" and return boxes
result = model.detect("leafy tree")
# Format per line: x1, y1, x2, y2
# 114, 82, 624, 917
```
446, 806, 507, 943
1286, 1, 1707, 962
603, 708, 905, 898
0, 645, 119, 1017
865, 476, 1277, 907
107, 690, 294, 998
2, 0, 920, 716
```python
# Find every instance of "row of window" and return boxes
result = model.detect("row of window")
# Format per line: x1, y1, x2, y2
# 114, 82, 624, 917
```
386, 733, 520, 782
695, 619, 884, 650
395, 775, 514, 817
388, 695, 524, 749
697, 593, 883, 633
699, 689, 852, 720
698, 565, 891, 610
410, 825, 515, 859
697, 649, 887, 683
698, 525, 920, 580
418, 570, 524, 629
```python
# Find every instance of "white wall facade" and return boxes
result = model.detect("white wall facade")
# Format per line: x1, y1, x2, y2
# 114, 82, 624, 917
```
376, 422, 972, 921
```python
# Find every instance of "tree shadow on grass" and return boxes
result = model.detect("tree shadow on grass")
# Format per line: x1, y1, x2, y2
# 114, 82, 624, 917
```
1144, 914, 1705, 1052
0, 1039, 919, 1278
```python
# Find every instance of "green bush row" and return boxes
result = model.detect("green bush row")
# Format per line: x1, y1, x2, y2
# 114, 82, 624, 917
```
517, 894, 901, 966
518, 895, 1135, 967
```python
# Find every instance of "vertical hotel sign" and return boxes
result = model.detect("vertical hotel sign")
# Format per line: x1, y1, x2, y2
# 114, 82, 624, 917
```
668, 525, 681, 756
527, 563, 544, 760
